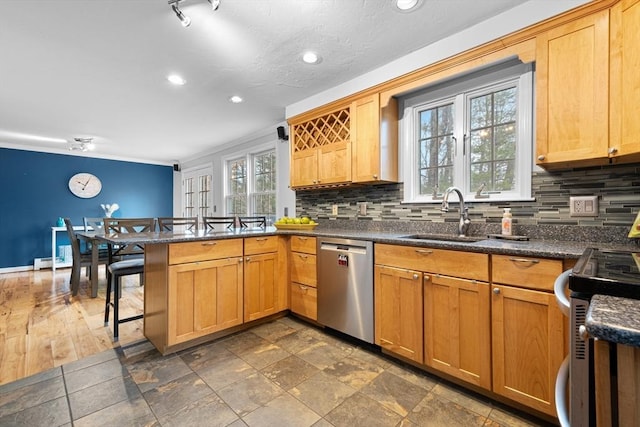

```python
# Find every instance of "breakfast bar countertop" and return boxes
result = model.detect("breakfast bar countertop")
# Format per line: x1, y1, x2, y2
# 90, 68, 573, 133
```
587, 294, 640, 348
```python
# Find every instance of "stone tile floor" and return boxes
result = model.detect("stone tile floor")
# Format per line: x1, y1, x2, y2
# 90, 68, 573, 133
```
0, 316, 554, 426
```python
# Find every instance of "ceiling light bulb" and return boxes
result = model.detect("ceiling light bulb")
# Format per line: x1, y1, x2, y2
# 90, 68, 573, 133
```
167, 74, 186, 85
207, 0, 221, 11
396, 0, 419, 10
302, 52, 319, 64
229, 95, 243, 104
172, 4, 191, 27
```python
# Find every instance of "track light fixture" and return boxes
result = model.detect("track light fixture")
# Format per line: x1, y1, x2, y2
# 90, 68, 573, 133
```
170, 2, 191, 27
168, 0, 220, 27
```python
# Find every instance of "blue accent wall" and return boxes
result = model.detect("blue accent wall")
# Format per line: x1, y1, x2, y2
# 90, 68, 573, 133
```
0, 148, 173, 268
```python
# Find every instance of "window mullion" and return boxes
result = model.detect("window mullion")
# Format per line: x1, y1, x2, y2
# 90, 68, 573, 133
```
453, 93, 466, 194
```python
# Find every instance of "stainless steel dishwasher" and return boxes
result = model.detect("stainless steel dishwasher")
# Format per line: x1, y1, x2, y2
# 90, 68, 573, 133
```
317, 237, 374, 343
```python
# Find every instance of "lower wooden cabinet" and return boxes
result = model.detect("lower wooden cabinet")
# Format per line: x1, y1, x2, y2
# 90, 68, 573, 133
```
290, 283, 317, 320
168, 256, 244, 346
424, 274, 491, 389
374, 265, 423, 363
491, 284, 566, 416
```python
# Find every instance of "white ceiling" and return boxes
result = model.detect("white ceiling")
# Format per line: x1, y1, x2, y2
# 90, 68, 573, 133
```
1, 0, 548, 165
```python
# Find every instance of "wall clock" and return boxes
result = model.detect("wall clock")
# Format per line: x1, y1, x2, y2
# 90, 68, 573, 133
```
68, 172, 102, 198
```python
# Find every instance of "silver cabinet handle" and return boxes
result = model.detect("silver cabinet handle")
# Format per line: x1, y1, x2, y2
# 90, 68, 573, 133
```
298, 254, 308, 259
508, 257, 540, 264
202, 242, 217, 246
537, 155, 545, 161
299, 285, 308, 290
255, 238, 268, 242
493, 287, 500, 295
297, 237, 308, 241
608, 147, 618, 154
246, 257, 251, 262
373, 174, 378, 179
413, 273, 419, 280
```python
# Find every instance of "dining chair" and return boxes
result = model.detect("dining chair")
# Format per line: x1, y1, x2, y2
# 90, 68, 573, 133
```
157, 216, 198, 232
203, 216, 235, 231
83, 217, 105, 233
64, 218, 109, 296
238, 216, 267, 229
103, 217, 155, 341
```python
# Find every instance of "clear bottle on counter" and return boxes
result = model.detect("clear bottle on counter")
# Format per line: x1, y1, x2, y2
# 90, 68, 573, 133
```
501, 208, 512, 236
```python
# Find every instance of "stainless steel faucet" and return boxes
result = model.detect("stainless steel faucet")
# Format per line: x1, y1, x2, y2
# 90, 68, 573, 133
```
441, 186, 470, 236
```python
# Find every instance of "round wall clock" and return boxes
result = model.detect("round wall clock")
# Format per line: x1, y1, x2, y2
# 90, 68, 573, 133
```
68, 172, 102, 198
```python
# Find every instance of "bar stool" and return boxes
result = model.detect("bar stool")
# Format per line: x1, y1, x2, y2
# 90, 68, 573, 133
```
103, 217, 154, 341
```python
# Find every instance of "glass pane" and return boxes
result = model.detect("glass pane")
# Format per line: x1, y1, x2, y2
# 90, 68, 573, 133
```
438, 135, 454, 166
494, 160, 515, 191
469, 128, 492, 163
470, 162, 491, 191
470, 94, 492, 129
417, 103, 454, 196
438, 104, 454, 135
494, 123, 516, 161
438, 167, 454, 190
494, 87, 517, 124
420, 109, 435, 139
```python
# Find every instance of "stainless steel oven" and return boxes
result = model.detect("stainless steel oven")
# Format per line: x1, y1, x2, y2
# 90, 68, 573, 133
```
554, 248, 640, 427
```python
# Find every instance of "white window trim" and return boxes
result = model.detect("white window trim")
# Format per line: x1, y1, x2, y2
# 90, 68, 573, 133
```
401, 61, 534, 204
222, 141, 276, 216
181, 163, 214, 217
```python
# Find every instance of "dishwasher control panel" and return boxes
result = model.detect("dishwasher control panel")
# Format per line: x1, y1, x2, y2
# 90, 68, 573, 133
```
337, 254, 348, 267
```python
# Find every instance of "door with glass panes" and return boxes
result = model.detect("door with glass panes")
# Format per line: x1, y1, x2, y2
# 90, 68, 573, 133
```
182, 166, 213, 227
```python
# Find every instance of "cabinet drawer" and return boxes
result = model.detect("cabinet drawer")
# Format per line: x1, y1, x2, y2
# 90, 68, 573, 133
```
169, 238, 243, 265
492, 254, 563, 291
290, 235, 316, 254
375, 243, 488, 281
290, 251, 317, 286
244, 235, 278, 255
290, 283, 317, 320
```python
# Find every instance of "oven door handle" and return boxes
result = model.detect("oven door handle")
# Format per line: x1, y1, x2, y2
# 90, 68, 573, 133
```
554, 268, 572, 317
555, 355, 570, 427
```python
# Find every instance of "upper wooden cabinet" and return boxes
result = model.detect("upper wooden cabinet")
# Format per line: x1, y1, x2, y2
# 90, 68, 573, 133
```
537, 0, 640, 168
290, 106, 351, 188
535, 10, 610, 167
289, 93, 398, 189
610, 0, 640, 163
351, 94, 398, 184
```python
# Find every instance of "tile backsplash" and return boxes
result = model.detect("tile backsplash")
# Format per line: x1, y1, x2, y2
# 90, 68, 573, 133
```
296, 162, 640, 244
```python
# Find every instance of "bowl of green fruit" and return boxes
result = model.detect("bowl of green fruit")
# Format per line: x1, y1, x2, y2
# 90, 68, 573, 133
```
273, 216, 318, 230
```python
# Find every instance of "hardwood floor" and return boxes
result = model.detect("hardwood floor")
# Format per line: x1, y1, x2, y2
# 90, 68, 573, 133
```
0, 267, 144, 386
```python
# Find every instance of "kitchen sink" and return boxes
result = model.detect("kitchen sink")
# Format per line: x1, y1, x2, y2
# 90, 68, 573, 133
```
400, 234, 486, 243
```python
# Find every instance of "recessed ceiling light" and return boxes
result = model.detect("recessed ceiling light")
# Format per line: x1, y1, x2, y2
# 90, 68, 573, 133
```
302, 51, 321, 64
167, 74, 186, 85
229, 95, 243, 103
396, 0, 419, 11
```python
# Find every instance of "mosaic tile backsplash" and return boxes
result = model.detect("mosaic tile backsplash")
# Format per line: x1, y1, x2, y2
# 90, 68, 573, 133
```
296, 162, 640, 244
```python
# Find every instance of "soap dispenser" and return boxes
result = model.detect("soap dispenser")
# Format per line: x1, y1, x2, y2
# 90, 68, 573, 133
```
501, 208, 512, 236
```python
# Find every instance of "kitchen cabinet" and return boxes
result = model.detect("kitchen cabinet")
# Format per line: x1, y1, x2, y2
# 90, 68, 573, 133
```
375, 243, 490, 369
535, 10, 610, 168
491, 254, 567, 417
289, 235, 318, 320
609, 0, 640, 164
424, 273, 491, 389
594, 340, 640, 426
166, 239, 244, 346
374, 264, 424, 363
243, 236, 286, 322
350, 93, 398, 184
290, 107, 351, 188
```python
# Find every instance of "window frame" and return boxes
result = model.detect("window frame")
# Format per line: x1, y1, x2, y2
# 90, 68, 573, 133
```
222, 142, 277, 221
400, 61, 533, 204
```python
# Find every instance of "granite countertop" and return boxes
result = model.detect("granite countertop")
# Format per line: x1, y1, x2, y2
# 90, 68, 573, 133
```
92, 226, 639, 259
587, 294, 640, 348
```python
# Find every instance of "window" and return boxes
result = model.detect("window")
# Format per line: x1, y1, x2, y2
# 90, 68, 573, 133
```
401, 61, 533, 203
224, 147, 276, 223
182, 166, 213, 219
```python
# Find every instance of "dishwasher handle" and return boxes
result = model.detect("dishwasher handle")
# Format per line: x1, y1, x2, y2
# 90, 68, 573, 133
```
319, 242, 368, 255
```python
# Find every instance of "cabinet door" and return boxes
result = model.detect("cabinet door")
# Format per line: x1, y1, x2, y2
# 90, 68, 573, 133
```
351, 94, 380, 183
610, 0, 640, 160
317, 141, 351, 185
244, 252, 278, 322
535, 10, 609, 166
168, 257, 243, 345
424, 274, 491, 389
491, 285, 567, 416
374, 265, 423, 363
291, 148, 318, 188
